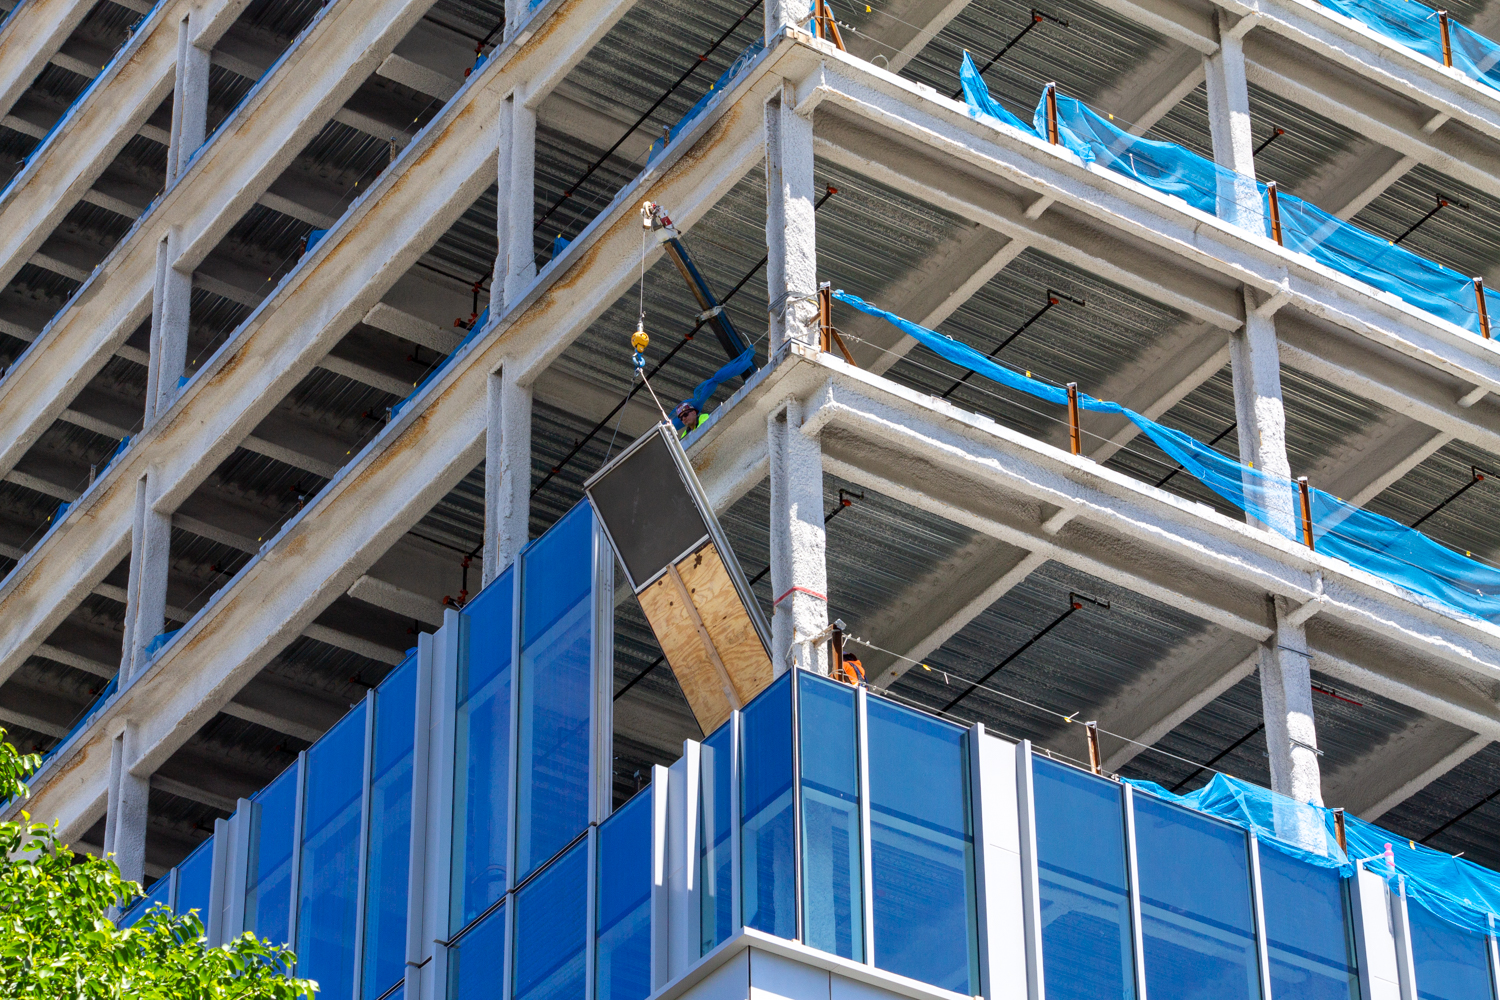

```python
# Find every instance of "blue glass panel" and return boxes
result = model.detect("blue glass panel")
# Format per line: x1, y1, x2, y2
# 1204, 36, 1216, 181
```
364, 656, 418, 999
597, 793, 652, 1000
516, 507, 594, 880
1033, 757, 1135, 1000
522, 503, 593, 645
297, 702, 368, 1000
1134, 793, 1260, 1000
699, 720, 733, 955
1259, 848, 1358, 1000
865, 696, 977, 994
798, 673, 863, 960
174, 837, 215, 924
246, 764, 299, 945
1409, 899, 1494, 1000
514, 841, 589, 1000
741, 672, 795, 938
122, 873, 171, 927
452, 570, 515, 934
448, 901, 505, 1000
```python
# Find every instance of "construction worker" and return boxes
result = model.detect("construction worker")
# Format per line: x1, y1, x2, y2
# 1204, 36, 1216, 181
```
674, 401, 708, 439
839, 651, 864, 685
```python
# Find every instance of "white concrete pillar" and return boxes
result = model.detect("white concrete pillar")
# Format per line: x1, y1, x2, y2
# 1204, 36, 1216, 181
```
765, 0, 809, 41
1202, 12, 1261, 233
120, 474, 172, 682
764, 83, 817, 353
1260, 596, 1322, 808
767, 397, 827, 675
1230, 287, 1296, 537
167, 13, 211, 185
146, 230, 191, 424
482, 366, 532, 585
103, 721, 150, 886
491, 91, 537, 313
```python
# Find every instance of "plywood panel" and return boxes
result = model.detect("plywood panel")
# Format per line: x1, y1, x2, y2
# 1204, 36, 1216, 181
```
635, 542, 772, 734
674, 543, 773, 705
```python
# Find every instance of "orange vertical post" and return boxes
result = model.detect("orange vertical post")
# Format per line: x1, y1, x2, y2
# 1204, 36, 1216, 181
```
1067, 382, 1081, 456
1298, 476, 1315, 550
1045, 83, 1060, 145
1476, 277, 1491, 339
1266, 181, 1284, 246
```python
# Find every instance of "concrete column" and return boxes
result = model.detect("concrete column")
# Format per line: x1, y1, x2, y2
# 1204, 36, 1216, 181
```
491, 91, 537, 312
1230, 287, 1296, 537
167, 14, 211, 185
765, 0, 808, 41
1260, 596, 1322, 808
103, 721, 150, 885
482, 366, 532, 585
1203, 12, 1261, 233
767, 397, 827, 675
120, 474, 172, 682
764, 83, 817, 353
146, 230, 191, 424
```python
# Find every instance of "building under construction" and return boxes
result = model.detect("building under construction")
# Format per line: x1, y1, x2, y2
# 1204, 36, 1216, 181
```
6, 0, 1500, 993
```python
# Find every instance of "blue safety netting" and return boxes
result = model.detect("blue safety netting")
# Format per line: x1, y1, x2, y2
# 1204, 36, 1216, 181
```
959, 61, 1500, 339
1127, 773, 1500, 937
1319, 0, 1500, 95
672, 345, 756, 430
831, 288, 1500, 624
647, 38, 766, 164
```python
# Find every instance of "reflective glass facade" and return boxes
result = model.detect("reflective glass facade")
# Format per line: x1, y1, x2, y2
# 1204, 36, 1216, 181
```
1034, 757, 1135, 1000
110, 499, 1500, 1000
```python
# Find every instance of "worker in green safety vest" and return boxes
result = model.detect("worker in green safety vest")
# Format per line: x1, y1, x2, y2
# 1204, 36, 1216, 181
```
674, 401, 708, 440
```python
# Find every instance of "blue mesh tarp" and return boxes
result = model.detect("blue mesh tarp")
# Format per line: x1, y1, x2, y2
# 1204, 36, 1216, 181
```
1127, 774, 1500, 937
958, 52, 1030, 132
831, 289, 1500, 625
957, 63, 1500, 338
648, 39, 766, 164
1318, 0, 1500, 95
673, 345, 756, 430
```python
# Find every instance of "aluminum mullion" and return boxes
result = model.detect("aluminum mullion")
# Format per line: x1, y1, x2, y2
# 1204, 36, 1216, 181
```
1016, 741, 1045, 1000
1247, 835, 1274, 1000
790, 667, 805, 945
287, 751, 308, 965
506, 559, 523, 893
856, 686, 874, 967
1123, 784, 1148, 1000
584, 825, 599, 1000
350, 689, 377, 1000
590, 518, 614, 825
729, 709, 742, 940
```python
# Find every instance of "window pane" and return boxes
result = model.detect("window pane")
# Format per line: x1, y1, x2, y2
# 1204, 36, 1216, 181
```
799, 673, 863, 961
1033, 758, 1135, 1000
1259, 849, 1358, 1000
297, 702, 368, 1000
866, 696, 977, 994
121, 872, 171, 927
448, 901, 504, 1000
597, 792, 652, 1000
514, 841, 589, 1000
1409, 900, 1494, 1000
700, 720, 733, 956
246, 763, 299, 946
364, 655, 419, 999
174, 838, 215, 925
1134, 793, 1260, 1000
741, 672, 794, 938
516, 506, 594, 880
452, 569, 514, 933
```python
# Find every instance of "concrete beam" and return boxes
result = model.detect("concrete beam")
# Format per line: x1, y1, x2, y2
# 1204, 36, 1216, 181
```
6, 7, 760, 836
1321, 717, 1488, 819
0, 0, 99, 125
0, 0, 443, 486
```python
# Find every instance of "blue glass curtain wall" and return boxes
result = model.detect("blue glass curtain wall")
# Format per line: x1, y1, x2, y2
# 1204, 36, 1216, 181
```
1032, 757, 1136, 1000
452, 568, 515, 934
516, 503, 598, 882
296, 702, 368, 1000
798, 673, 864, 962
1258, 848, 1359, 1000
865, 695, 977, 993
740, 671, 796, 939
596, 792, 653, 1000
246, 763, 300, 947
513, 840, 590, 1000
1408, 897, 1495, 1000
364, 655, 419, 1000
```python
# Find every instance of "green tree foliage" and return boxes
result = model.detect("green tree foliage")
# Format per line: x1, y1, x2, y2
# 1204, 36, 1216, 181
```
0, 729, 318, 999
